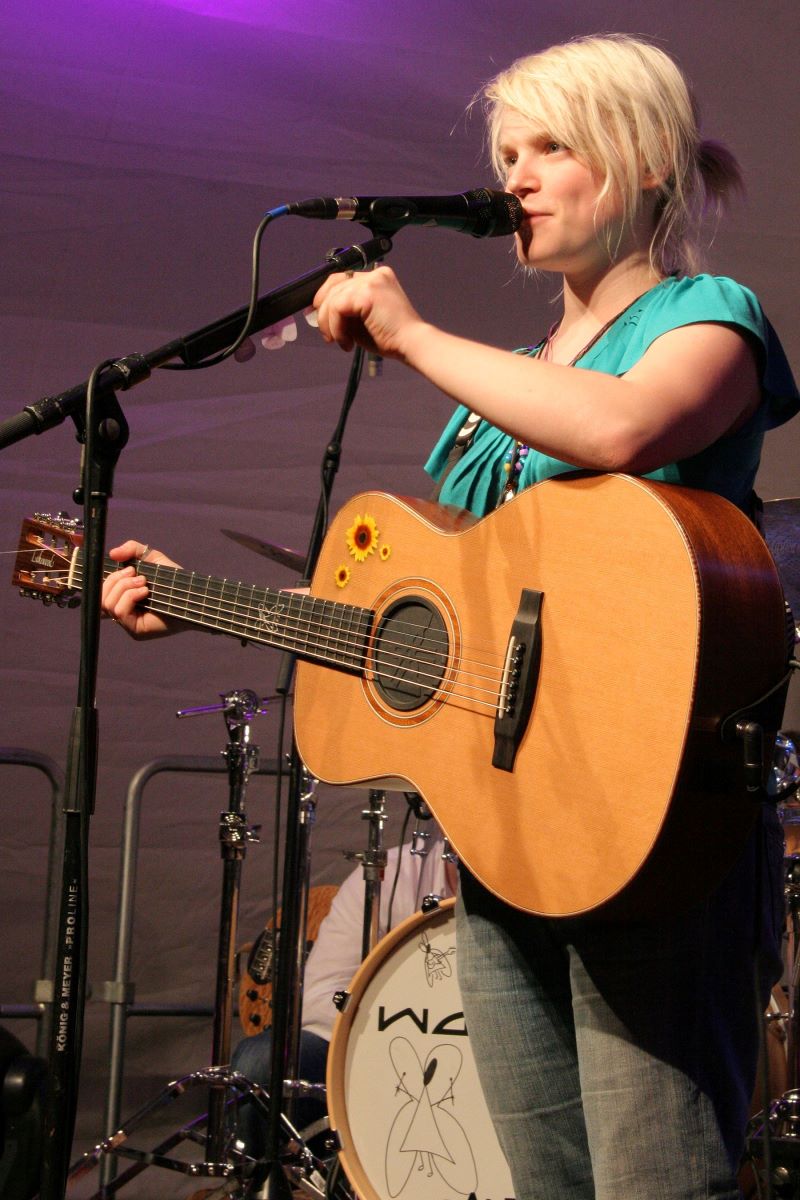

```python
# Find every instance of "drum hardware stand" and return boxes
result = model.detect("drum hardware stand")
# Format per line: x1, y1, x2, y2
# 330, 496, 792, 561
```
784, 854, 800, 1089
408, 794, 458, 901
278, 764, 322, 1123
405, 792, 456, 865
773, 635, 800, 1088
719, 630, 791, 1200
407, 792, 433, 863
343, 789, 389, 961
65, 687, 321, 1196
744, 730, 800, 1200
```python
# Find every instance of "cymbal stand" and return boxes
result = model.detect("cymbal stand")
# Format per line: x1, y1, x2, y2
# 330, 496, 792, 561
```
185, 687, 266, 1163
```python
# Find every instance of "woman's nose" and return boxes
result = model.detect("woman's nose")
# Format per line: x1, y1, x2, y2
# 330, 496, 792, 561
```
506, 156, 538, 196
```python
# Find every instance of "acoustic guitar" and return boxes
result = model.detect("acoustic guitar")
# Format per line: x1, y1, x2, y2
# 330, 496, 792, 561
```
13, 472, 788, 917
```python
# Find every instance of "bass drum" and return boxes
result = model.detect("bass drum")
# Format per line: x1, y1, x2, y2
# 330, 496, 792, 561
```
327, 897, 515, 1200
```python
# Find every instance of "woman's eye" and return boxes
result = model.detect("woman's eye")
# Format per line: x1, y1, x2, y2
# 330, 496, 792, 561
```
545, 141, 564, 153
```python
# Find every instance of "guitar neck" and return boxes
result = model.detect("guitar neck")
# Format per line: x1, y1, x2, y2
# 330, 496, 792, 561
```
76, 550, 374, 672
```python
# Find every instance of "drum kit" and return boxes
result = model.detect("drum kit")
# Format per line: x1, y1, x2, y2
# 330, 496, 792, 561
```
738, 497, 800, 1199
326, 897, 514, 1200
65, 698, 503, 1200
743, 726, 800, 1197
65, 499, 800, 1200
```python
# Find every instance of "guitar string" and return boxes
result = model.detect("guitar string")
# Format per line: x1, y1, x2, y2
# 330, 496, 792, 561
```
127, 578, 507, 707
77, 555, 512, 685
17, 549, 508, 677
25, 558, 504, 699
23, 561, 506, 711
23, 549, 500, 666
130, 565, 510, 697
39, 561, 513, 709
17, 547, 513, 702
136, 562, 505, 666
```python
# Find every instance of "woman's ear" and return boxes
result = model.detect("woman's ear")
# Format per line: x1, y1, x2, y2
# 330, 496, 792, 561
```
641, 165, 664, 191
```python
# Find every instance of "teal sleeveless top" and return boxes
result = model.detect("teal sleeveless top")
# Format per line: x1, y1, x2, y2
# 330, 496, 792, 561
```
424, 274, 799, 517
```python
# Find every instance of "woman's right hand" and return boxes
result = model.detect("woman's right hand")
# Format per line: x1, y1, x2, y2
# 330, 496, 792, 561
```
102, 541, 183, 640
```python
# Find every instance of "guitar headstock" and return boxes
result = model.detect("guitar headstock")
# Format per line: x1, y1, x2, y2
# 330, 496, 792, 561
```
13, 513, 83, 607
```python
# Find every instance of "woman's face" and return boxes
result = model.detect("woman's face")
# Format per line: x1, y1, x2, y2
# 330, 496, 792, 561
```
498, 109, 632, 278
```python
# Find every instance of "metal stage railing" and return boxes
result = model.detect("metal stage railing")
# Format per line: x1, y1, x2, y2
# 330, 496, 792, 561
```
96, 753, 279, 1185
0, 747, 66, 1059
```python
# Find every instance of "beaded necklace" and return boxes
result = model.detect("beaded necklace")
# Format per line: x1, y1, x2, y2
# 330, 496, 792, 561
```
498, 294, 645, 505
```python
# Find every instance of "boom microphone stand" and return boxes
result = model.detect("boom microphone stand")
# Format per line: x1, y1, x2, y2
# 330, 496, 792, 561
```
38, 378, 130, 1200
0, 234, 392, 1200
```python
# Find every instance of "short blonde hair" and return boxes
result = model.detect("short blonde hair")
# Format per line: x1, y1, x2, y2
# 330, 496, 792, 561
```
481, 34, 741, 276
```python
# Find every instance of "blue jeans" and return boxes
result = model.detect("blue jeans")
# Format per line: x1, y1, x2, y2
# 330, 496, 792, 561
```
456, 808, 785, 1200
230, 1028, 329, 1159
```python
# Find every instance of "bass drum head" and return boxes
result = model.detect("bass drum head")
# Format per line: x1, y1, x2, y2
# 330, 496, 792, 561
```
327, 897, 515, 1200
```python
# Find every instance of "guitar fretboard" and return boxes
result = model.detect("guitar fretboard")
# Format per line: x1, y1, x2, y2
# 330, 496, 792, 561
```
93, 553, 374, 673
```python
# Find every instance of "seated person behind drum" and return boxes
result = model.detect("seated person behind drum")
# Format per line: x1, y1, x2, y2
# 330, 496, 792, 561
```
232, 830, 457, 1157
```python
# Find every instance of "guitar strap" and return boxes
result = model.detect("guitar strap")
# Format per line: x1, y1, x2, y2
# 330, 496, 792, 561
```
427, 313, 626, 507
428, 410, 482, 503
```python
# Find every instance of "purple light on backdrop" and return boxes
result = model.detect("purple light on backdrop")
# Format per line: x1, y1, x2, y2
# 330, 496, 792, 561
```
161, 0, 273, 19
158, 0, 361, 33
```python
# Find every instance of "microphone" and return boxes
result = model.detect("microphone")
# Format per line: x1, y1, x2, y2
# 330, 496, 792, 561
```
283, 188, 523, 239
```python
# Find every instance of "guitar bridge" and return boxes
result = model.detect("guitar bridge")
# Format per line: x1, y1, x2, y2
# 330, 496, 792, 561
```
493, 588, 543, 773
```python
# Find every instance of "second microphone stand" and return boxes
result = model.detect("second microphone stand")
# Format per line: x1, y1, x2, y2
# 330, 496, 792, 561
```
260, 341, 369, 1200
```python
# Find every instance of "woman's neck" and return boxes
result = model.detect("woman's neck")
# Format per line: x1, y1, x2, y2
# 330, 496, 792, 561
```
549, 255, 663, 364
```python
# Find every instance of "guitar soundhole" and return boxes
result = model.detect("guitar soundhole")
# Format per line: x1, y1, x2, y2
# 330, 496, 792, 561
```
373, 598, 449, 712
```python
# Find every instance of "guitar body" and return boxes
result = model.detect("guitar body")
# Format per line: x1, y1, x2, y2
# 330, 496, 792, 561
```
295, 473, 787, 917
14, 472, 788, 917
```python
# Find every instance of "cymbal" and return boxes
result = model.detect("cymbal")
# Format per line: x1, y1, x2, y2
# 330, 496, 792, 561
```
221, 528, 305, 574
762, 498, 800, 618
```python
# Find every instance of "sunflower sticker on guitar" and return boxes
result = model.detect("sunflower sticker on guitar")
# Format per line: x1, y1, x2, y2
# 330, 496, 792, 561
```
346, 512, 380, 561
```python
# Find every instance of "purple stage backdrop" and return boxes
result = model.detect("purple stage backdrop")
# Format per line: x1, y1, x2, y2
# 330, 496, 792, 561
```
0, 1, 798, 1192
